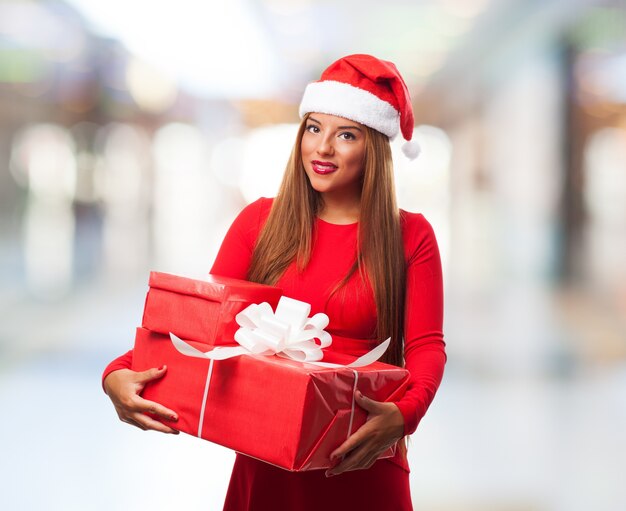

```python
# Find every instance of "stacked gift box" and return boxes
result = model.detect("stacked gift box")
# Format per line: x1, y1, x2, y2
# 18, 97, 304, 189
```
132, 271, 410, 471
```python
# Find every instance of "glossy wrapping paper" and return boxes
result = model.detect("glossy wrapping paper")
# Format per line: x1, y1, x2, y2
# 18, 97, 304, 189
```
142, 272, 283, 347
132, 327, 410, 471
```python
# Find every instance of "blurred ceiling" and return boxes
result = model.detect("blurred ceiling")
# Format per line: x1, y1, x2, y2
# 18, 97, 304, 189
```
56, 0, 529, 98
0, 0, 619, 108
59, 0, 610, 99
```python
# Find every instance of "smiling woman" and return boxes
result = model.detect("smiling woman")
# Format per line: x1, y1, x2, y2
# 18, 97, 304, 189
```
103, 54, 446, 511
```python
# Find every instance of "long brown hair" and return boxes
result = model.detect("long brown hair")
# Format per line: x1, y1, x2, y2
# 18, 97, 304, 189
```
247, 114, 406, 367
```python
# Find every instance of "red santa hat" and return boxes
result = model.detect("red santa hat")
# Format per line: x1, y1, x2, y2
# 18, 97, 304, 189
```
299, 54, 420, 160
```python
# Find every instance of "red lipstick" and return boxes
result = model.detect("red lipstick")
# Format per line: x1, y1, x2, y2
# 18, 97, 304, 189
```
311, 160, 338, 175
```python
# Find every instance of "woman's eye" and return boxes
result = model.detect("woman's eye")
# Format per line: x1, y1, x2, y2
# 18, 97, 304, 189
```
306, 125, 319, 133
339, 132, 356, 140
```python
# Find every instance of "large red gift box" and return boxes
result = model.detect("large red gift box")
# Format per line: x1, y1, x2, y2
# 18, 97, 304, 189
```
142, 272, 282, 347
132, 327, 410, 471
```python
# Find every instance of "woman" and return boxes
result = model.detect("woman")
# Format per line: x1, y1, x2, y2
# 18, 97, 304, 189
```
103, 54, 446, 510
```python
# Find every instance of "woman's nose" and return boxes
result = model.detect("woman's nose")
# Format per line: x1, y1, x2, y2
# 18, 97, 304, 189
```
317, 135, 334, 156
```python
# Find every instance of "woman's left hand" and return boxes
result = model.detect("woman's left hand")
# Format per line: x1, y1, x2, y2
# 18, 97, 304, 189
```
326, 390, 404, 477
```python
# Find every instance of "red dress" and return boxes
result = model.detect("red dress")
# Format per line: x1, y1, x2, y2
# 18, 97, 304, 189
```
103, 197, 446, 511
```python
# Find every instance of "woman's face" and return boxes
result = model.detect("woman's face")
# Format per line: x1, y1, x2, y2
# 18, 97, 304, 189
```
300, 112, 366, 199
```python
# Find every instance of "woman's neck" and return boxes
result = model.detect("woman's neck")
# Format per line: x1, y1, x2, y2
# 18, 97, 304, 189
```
318, 193, 361, 224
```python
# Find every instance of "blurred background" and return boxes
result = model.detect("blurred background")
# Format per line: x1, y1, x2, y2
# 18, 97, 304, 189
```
1, 0, 625, 509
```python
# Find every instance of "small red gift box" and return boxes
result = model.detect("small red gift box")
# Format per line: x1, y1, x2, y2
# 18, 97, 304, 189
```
141, 272, 282, 347
132, 327, 409, 471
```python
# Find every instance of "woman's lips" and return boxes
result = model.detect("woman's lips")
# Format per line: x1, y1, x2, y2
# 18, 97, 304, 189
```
311, 161, 338, 175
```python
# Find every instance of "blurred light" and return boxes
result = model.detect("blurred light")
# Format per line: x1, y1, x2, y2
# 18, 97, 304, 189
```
584, 127, 626, 225
100, 45, 131, 92
65, 0, 280, 98
393, 125, 452, 208
23, 200, 75, 300
70, 122, 100, 204
570, 7, 626, 51
152, 123, 220, 274
440, 0, 490, 19
263, 0, 312, 16
579, 99, 615, 119
74, 151, 98, 203
94, 123, 151, 209
0, 48, 50, 83
393, 125, 452, 269
10, 124, 77, 201
153, 123, 206, 175
583, 127, 626, 295
576, 50, 611, 97
9, 123, 78, 300
576, 48, 626, 117
210, 137, 246, 188
93, 123, 152, 277
413, 50, 448, 78
126, 57, 178, 113
57, 73, 99, 113
235, 99, 299, 127
590, 53, 626, 104
239, 124, 298, 204
12, 74, 55, 97
436, 13, 473, 38
261, 0, 316, 44
0, 1, 85, 63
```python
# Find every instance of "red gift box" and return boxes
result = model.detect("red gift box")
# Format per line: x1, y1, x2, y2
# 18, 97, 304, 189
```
141, 272, 283, 347
132, 327, 409, 471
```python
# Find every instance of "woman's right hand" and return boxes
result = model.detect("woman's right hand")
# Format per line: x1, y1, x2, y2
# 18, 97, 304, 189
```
104, 366, 179, 434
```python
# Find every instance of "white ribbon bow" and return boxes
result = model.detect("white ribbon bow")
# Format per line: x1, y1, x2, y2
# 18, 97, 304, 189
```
170, 296, 390, 367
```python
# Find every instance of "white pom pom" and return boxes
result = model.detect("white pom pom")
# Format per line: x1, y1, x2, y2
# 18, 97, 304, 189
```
402, 140, 421, 160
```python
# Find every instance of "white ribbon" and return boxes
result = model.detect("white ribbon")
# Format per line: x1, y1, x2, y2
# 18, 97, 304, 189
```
170, 296, 389, 367
168, 296, 391, 441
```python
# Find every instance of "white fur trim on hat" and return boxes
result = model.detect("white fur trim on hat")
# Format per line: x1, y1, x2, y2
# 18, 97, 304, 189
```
299, 80, 400, 139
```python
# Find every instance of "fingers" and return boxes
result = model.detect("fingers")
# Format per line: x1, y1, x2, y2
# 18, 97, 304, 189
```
136, 365, 168, 384
326, 442, 374, 476
107, 368, 176, 421
330, 436, 362, 462
108, 366, 180, 435
120, 416, 146, 431
359, 453, 379, 470
327, 427, 372, 476
131, 412, 179, 434
354, 390, 385, 414
330, 421, 371, 460
327, 400, 403, 476
329, 391, 392, 461
115, 394, 179, 434
133, 395, 178, 422
118, 409, 179, 434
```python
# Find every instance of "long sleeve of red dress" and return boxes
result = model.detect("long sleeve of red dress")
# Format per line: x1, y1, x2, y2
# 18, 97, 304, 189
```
103, 197, 446, 443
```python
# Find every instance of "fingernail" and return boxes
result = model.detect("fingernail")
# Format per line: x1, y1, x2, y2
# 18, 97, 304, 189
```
325, 470, 334, 478
356, 390, 363, 398
170, 414, 178, 421
158, 365, 166, 370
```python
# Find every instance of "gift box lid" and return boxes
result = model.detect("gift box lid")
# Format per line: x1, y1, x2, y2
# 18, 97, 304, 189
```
148, 271, 282, 303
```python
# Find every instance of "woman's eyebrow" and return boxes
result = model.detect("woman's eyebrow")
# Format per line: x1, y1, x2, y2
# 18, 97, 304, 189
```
308, 116, 362, 131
